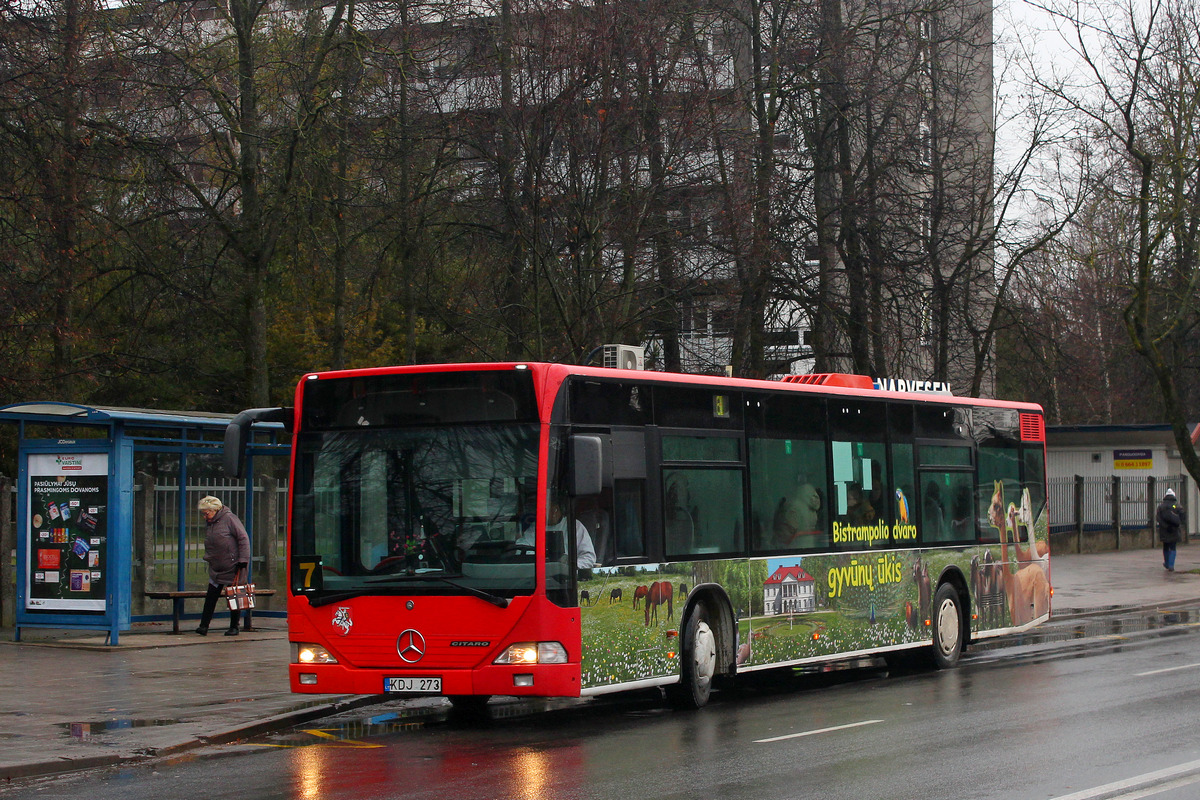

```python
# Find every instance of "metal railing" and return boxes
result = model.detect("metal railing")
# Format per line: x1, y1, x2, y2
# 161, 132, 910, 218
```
1048, 474, 1188, 536
133, 473, 288, 611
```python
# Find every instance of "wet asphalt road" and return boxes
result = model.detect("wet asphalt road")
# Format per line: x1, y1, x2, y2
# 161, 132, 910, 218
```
9, 607, 1200, 800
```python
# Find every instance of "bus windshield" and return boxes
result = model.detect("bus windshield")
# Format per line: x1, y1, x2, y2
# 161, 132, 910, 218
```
291, 423, 541, 601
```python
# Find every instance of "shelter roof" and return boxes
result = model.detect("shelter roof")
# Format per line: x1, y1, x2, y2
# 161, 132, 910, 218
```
0, 401, 235, 428
1047, 423, 1200, 448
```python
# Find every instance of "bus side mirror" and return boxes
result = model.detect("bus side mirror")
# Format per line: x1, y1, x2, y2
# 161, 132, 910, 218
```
224, 407, 293, 478
568, 435, 605, 496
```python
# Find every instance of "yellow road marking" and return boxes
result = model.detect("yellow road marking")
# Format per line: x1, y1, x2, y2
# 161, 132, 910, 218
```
238, 728, 384, 749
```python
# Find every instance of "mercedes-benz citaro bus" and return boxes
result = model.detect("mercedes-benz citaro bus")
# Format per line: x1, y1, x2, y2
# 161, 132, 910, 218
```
224, 362, 1049, 709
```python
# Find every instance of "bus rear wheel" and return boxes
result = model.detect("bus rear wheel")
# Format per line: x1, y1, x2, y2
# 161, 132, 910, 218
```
930, 583, 963, 669
669, 604, 717, 709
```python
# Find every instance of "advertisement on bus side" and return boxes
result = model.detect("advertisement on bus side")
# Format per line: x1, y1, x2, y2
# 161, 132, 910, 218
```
577, 479, 1049, 689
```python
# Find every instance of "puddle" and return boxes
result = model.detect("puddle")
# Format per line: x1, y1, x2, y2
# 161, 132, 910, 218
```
269, 703, 449, 744
311, 717, 430, 739
60, 719, 181, 739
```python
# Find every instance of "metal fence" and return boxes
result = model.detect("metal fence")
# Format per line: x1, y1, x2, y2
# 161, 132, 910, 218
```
0, 472, 288, 627
133, 473, 288, 612
1048, 474, 1187, 534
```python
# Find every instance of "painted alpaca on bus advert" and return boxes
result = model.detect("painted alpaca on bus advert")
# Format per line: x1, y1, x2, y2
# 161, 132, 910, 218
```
971, 550, 1005, 628
1010, 488, 1049, 566
988, 481, 1050, 626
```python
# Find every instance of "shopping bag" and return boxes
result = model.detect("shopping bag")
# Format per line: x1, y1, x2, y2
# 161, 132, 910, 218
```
225, 582, 256, 610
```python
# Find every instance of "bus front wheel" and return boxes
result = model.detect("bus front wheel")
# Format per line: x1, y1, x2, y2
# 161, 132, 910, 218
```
930, 583, 963, 669
669, 604, 717, 709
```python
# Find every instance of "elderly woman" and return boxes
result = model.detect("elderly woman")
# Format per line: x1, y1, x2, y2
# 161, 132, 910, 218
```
196, 495, 251, 636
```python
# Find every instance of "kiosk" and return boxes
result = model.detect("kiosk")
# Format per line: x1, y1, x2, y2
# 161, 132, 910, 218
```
0, 403, 287, 644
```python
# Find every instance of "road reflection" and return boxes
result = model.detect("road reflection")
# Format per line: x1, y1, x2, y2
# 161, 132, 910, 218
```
292, 747, 328, 800
267, 609, 1200, 800
282, 709, 587, 800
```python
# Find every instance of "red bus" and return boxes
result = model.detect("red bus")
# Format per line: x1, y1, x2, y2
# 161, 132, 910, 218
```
225, 362, 1049, 709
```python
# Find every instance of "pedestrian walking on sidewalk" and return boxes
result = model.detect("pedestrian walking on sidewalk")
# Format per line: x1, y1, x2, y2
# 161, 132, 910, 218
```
196, 495, 251, 635
1157, 488, 1182, 572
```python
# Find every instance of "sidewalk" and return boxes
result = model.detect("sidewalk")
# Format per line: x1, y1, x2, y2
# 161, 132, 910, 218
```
3, 547, 1199, 783
1048, 546, 1200, 618
0, 623, 388, 783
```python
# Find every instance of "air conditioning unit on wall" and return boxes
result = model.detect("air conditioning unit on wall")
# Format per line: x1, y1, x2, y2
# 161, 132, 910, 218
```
602, 344, 645, 370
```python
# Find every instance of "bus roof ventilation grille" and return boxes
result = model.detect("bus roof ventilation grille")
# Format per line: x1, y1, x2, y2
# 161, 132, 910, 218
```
1020, 413, 1045, 442
782, 373, 875, 390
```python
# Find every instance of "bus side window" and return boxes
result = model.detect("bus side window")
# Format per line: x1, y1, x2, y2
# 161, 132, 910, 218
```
749, 437, 828, 553
921, 472, 974, 543
831, 440, 888, 547
922, 478, 948, 541
664, 472, 695, 553
977, 443, 1020, 543
614, 480, 645, 560
1023, 446, 1046, 520
575, 480, 647, 566
575, 498, 610, 565
663, 468, 744, 557
892, 443, 917, 538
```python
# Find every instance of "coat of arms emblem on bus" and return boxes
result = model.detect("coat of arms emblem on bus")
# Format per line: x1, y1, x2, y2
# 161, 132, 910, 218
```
332, 606, 352, 635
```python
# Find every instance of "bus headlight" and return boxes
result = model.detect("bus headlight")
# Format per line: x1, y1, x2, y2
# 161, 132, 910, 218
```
493, 642, 568, 665
293, 643, 338, 664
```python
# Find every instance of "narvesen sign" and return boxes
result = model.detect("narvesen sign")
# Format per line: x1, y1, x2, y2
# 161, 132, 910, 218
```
872, 378, 953, 395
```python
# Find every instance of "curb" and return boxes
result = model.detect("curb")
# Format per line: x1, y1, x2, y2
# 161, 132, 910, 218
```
964, 614, 1200, 666
1, 753, 130, 784
0, 694, 394, 783
1050, 596, 1200, 621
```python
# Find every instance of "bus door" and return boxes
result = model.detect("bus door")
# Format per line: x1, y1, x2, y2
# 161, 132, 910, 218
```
555, 428, 650, 606
581, 429, 649, 564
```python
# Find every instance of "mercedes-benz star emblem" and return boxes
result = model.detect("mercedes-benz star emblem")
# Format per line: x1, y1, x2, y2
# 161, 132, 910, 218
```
396, 629, 426, 663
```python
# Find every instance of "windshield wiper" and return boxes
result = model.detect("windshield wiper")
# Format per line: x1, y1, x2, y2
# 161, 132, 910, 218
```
432, 576, 510, 608
364, 573, 510, 608
308, 590, 368, 607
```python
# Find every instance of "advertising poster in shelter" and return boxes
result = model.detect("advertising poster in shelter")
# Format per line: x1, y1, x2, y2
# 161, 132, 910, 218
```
26, 453, 109, 612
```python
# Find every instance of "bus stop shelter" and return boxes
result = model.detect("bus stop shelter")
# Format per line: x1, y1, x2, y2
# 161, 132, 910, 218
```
0, 402, 288, 644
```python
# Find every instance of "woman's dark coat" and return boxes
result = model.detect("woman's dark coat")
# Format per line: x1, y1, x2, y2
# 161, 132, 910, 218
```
1157, 497, 1182, 545
204, 507, 251, 584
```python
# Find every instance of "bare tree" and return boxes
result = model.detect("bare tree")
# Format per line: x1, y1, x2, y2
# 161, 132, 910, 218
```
0, 0, 107, 400
1035, 0, 1200, 476
110, 0, 354, 406
794, 0, 1067, 393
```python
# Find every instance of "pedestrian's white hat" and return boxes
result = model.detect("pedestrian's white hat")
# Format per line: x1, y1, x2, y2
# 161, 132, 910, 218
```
1166, 488, 1176, 498
197, 495, 224, 511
